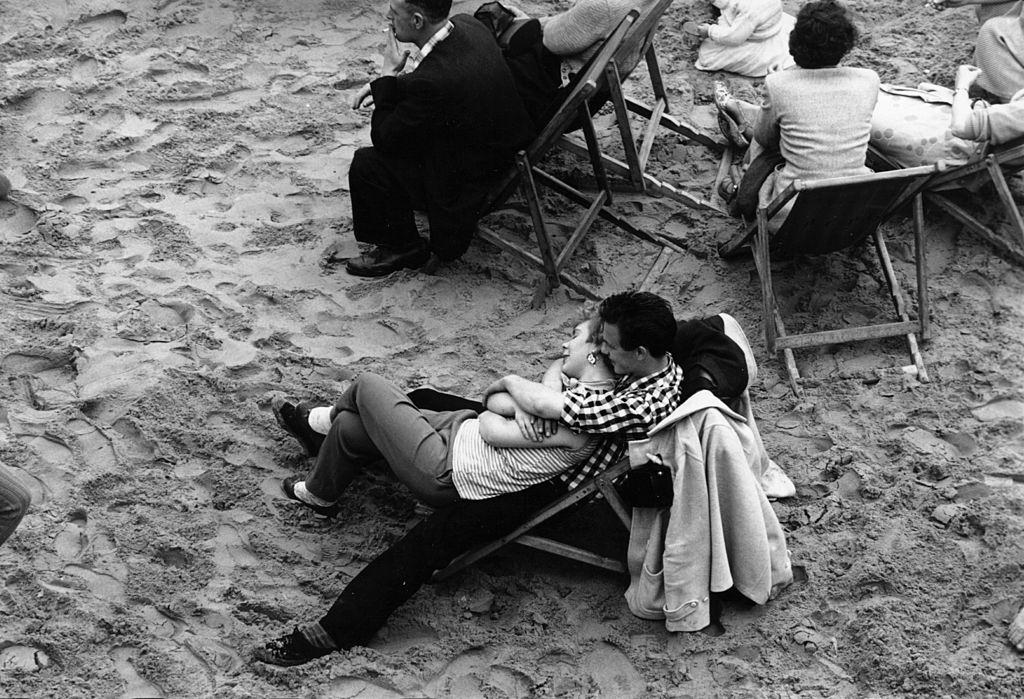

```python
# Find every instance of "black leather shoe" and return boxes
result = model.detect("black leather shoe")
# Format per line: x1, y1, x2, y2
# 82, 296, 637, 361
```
254, 628, 332, 666
282, 476, 339, 518
272, 398, 324, 457
345, 243, 430, 278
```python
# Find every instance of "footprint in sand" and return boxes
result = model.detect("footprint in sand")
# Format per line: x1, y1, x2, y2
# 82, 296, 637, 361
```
69, 419, 117, 470
581, 642, 646, 698
111, 646, 165, 699
0, 200, 38, 240
325, 677, 404, 698
53, 509, 89, 561
73, 10, 127, 43
0, 645, 52, 673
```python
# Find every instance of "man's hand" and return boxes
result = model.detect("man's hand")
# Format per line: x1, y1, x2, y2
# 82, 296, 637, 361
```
514, 408, 557, 442
382, 28, 410, 76
350, 83, 373, 109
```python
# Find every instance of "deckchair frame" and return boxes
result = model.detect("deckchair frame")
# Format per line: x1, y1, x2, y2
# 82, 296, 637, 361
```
557, 0, 729, 214
433, 458, 633, 579
873, 139, 1024, 266
719, 163, 943, 394
478, 11, 650, 306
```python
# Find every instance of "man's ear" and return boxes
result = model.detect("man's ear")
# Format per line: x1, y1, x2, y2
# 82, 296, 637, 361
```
635, 346, 650, 361
411, 10, 425, 29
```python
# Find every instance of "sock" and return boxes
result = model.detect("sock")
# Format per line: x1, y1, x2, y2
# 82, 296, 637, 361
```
299, 622, 337, 650
308, 406, 333, 435
294, 481, 335, 508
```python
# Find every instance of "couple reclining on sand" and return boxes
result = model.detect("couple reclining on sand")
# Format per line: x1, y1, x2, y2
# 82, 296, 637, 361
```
253, 291, 795, 666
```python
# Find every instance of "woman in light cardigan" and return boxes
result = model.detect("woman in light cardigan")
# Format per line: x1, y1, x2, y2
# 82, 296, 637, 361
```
715, 0, 878, 227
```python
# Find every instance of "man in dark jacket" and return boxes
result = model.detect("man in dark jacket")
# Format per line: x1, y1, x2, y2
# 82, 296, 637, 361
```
345, 0, 535, 277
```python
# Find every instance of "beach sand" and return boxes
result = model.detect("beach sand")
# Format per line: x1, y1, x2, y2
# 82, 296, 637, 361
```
1, 0, 1022, 695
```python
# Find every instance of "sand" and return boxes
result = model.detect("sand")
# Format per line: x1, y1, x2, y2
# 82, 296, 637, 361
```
1, 0, 1023, 696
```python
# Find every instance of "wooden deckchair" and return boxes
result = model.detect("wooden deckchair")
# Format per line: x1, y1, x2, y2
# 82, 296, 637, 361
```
556, 0, 729, 214
872, 139, 1024, 266
718, 163, 944, 395
433, 314, 763, 581
476, 10, 650, 305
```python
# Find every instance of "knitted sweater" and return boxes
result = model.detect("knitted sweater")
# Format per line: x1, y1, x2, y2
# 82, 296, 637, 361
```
753, 66, 880, 190
538, 0, 658, 70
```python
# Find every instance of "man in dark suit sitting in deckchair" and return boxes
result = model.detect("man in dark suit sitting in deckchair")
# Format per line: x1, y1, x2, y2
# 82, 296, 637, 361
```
343, 0, 534, 277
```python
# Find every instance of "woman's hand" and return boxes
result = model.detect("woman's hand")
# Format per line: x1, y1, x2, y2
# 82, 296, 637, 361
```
955, 64, 983, 91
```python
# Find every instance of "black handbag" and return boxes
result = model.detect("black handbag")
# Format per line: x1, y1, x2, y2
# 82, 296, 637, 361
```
619, 457, 674, 508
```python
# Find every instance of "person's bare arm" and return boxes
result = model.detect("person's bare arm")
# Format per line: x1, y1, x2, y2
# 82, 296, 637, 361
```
483, 375, 564, 418
484, 391, 518, 416
477, 411, 588, 449
951, 64, 985, 140
541, 358, 564, 391
483, 374, 565, 441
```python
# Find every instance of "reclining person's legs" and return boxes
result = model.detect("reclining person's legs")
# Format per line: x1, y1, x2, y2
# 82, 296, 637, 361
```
302, 373, 474, 508
255, 477, 565, 665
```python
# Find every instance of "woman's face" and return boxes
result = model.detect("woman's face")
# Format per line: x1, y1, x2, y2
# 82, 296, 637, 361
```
561, 321, 598, 378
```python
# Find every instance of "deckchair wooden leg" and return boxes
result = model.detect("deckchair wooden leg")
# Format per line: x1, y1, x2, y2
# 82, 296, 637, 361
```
913, 194, 930, 341
644, 43, 669, 111
517, 154, 560, 295
623, 96, 724, 152
579, 101, 613, 203
596, 479, 632, 530
556, 136, 725, 214
985, 155, 1024, 248
515, 536, 626, 573
606, 62, 645, 193
754, 208, 777, 353
927, 192, 1024, 266
874, 229, 928, 382
431, 460, 633, 581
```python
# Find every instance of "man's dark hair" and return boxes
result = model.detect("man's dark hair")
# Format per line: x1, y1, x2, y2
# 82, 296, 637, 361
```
406, 0, 452, 23
599, 291, 676, 358
788, 1, 858, 69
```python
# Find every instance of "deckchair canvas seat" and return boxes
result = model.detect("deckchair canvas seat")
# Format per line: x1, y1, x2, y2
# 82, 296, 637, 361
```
719, 163, 944, 394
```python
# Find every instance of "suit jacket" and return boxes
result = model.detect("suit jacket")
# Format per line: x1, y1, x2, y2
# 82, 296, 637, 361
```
369, 15, 534, 230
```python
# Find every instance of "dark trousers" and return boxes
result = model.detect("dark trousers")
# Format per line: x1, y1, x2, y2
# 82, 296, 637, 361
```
318, 470, 565, 649
0, 465, 30, 547
348, 147, 478, 262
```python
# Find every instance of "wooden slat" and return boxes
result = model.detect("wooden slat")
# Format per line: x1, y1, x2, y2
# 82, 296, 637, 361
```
773, 321, 920, 350
516, 535, 626, 574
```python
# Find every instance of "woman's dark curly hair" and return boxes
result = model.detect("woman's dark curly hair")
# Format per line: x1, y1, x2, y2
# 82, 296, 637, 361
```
788, 1, 859, 69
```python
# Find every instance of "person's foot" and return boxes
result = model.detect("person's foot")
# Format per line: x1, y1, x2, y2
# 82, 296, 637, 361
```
713, 82, 749, 149
345, 243, 430, 278
1009, 605, 1024, 651
253, 628, 333, 666
272, 398, 324, 457
282, 476, 340, 518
